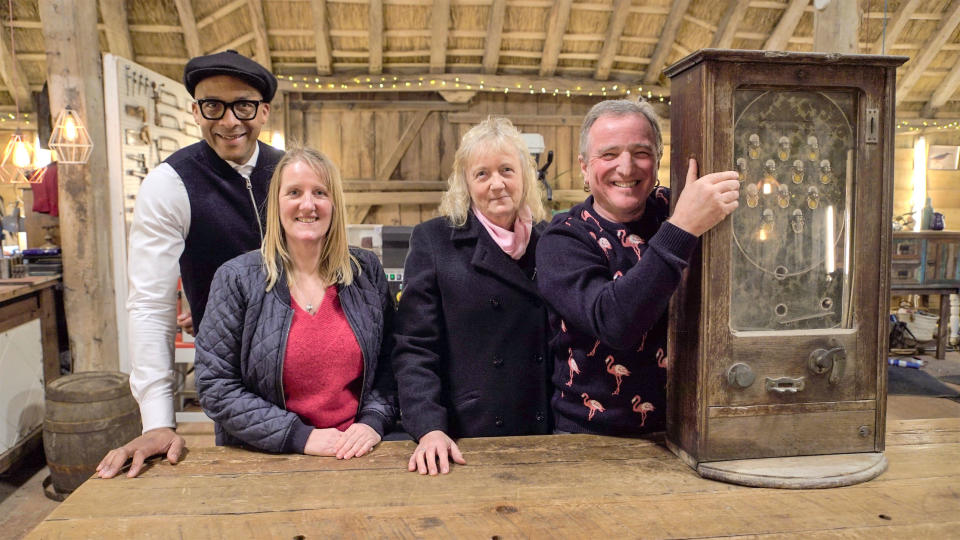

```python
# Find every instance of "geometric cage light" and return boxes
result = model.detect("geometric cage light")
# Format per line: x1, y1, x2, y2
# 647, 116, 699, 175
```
0, 129, 36, 183
49, 106, 93, 165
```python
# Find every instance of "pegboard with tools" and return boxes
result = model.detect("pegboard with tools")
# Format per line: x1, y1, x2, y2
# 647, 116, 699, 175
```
103, 53, 202, 375
104, 54, 201, 231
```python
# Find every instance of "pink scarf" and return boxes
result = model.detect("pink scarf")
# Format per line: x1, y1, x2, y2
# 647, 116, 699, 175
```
473, 205, 533, 260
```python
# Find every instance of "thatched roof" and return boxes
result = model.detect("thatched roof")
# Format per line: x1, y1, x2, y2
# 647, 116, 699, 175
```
3, 0, 959, 130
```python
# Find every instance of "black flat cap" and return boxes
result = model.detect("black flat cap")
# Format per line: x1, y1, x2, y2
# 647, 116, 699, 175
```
183, 50, 277, 102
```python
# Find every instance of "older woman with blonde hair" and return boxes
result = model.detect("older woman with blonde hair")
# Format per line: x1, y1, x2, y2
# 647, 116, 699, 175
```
393, 116, 553, 474
195, 146, 397, 458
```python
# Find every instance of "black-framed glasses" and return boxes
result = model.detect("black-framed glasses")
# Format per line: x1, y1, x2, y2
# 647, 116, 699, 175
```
195, 99, 263, 121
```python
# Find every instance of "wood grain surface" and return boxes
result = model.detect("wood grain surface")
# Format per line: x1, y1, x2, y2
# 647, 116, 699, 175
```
26, 418, 960, 539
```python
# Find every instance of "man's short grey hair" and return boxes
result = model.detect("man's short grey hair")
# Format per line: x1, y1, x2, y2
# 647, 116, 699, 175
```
578, 99, 663, 162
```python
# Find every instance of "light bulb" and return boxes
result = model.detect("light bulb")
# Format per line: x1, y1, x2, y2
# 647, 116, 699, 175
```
64, 115, 78, 142
12, 139, 30, 168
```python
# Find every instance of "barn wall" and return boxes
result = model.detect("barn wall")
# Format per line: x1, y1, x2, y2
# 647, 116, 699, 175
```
287, 92, 672, 225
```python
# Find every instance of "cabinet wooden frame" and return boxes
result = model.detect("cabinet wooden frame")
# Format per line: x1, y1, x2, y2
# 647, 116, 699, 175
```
664, 50, 906, 466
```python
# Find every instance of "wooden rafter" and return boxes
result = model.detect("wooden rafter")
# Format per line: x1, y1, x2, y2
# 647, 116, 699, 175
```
429, 0, 450, 74
369, 0, 383, 75
922, 59, 960, 117
711, 0, 750, 48
278, 73, 668, 98
98, 0, 134, 60
349, 110, 432, 224
763, 0, 807, 51
174, 0, 202, 58
594, 0, 632, 81
215, 32, 255, 54
897, 1, 960, 105
0, 26, 31, 110
539, 0, 572, 77
643, 0, 691, 85
310, 0, 332, 75
482, 0, 506, 74
246, 0, 271, 71
197, 0, 246, 29
871, 0, 919, 55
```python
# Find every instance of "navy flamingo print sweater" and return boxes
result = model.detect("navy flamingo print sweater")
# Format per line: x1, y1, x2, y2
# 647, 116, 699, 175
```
536, 188, 697, 436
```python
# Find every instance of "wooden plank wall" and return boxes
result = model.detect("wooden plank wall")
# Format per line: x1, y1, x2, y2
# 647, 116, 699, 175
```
893, 132, 960, 230
288, 92, 672, 225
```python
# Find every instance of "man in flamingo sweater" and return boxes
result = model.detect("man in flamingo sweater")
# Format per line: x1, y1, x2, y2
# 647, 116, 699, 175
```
537, 99, 739, 435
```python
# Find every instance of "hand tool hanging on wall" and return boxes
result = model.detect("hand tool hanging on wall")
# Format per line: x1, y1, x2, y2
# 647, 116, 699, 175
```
124, 105, 146, 123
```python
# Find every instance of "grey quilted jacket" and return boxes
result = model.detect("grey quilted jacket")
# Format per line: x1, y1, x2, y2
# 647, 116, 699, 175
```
195, 247, 398, 453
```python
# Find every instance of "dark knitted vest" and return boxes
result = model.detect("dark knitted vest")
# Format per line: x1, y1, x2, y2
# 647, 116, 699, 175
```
167, 140, 284, 330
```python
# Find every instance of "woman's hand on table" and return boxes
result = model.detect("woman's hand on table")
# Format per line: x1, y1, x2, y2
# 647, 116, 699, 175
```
96, 427, 186, 478
304, 428, 343, 456
334, 423, 381, 459
408, 430, 466, 475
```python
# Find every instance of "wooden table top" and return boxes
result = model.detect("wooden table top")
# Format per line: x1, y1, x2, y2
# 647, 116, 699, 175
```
0, 275, 59, 303
28, 417, 960, 539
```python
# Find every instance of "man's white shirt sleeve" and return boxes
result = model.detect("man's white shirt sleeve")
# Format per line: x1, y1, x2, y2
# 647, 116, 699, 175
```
127, 162, 190, 432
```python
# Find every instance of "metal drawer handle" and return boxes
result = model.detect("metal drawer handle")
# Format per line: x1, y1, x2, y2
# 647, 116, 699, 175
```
765, 376, 805, 393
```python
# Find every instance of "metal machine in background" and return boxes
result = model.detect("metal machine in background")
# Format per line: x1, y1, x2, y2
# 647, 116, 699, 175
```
347, 224, 413, 299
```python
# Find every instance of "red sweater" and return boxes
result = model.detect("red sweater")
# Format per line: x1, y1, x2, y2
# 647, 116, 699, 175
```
283, 285, 363, 431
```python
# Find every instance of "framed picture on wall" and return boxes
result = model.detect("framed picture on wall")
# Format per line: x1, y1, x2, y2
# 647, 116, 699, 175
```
928, 145, 960, 170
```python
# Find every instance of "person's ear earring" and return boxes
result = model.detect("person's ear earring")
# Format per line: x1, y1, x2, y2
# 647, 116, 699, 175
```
583, 182, 591, 193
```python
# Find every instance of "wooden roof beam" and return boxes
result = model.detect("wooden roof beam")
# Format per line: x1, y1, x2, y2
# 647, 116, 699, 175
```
214, 32, 255, 54
711, 0, 750, 48
871, 0, 919, 55
897, 1, 960, 105
762, 0, 807, 51
539, 0, 571, 77
429, 0, 450, 74
246, 0, 272, 71
98, 0, 134, 60
197, 0, 246, 30
0, 26, 31, 110
921, 59, 960, 117
310, 0, 332, 75
643, 0, 691, 85
173, 0, 202, 58
278, 72, 669, 98
369, 0, 383, 75
482, 0, 506, 74
594, 0, 632, 81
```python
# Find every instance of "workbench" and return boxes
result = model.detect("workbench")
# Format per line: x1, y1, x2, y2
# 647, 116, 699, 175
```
26, 417, 960, 538
0, 276, 63, 474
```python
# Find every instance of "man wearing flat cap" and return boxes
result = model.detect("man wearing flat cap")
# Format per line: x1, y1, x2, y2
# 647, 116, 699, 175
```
98, 50, 285, 478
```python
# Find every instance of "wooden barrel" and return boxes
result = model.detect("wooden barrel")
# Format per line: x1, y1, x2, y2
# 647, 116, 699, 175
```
43, 371, 141, 495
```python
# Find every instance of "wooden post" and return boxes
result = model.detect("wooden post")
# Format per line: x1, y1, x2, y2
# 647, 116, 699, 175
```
813, 0, 859, 54
39, 0, 119, 372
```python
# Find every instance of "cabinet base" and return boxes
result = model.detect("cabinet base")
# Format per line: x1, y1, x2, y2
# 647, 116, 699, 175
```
695, 452, 887, 489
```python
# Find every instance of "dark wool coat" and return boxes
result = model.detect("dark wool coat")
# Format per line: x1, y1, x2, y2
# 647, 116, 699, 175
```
195, 248, 398, 453
392, 214, 552, 440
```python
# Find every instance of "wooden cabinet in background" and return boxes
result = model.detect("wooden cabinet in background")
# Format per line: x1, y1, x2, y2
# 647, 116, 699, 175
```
665, 49, 905, 487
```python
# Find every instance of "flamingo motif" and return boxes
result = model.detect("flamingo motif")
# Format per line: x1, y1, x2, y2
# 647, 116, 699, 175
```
581, 393, 605, 420
587, 339, 601, 357
616, 229, 645, 261
561, 319, 568, 333
655, 186, 670, 206
656, 347, 667, 369
566, 348, 580, 387
604, 355, 631, 395
612, 270, 623, 280
631, 395, 655, 427
581, 209, 603, 231
636, 331, 647, 352
589, 232, 613, 259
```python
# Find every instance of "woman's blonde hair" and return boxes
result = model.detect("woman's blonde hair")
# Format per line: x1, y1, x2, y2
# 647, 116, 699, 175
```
438, 116, 549, 227
261, 146, 355, 291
